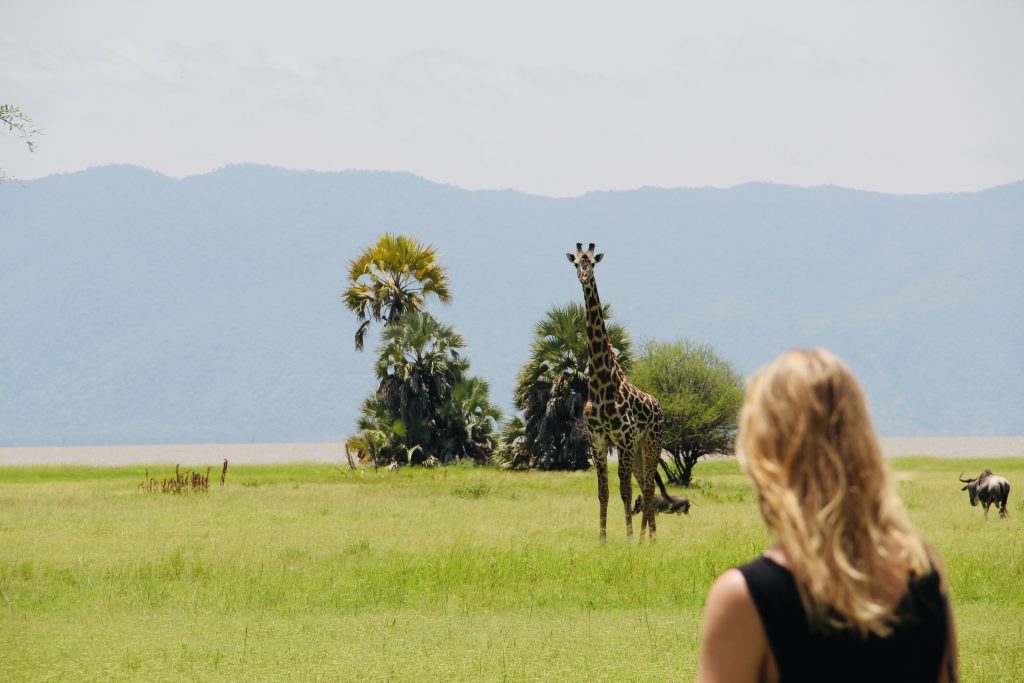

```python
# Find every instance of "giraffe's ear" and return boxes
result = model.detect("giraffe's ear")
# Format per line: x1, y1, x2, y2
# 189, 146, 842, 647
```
566, 252, 576, 263
594, 253, 604, 263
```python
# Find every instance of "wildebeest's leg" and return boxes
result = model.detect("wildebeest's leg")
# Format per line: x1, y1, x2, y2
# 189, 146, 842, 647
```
618, 444, 634, 540
592, 434, 610, 542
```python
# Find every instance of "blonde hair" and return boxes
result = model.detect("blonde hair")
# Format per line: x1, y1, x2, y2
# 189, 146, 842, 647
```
738, 349, 931, 637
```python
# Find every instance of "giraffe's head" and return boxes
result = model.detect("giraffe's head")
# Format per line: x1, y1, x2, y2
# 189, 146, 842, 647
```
566, 242, 604, 284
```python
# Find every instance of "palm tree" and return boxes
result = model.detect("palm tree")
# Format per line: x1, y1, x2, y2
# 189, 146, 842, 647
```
512, 302, 632, 470
342, 233, 452, 350
359, 310, 499, 464
347, 397, 406, 467
492, 415, 528, 469
437, 376, 502, 463
374, 311, 467, 450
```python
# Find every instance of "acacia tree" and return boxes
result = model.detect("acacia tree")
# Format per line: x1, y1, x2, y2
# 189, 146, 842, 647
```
510, 302, 632, 470
342, 233, 451, 350
1, 105, 42, 182
630, 339, 744, 486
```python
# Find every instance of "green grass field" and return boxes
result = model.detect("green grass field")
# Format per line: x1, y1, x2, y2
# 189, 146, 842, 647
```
1, 457, 1022, 682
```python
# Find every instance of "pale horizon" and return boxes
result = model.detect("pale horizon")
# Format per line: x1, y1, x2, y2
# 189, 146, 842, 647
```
17, 161, 1024, 200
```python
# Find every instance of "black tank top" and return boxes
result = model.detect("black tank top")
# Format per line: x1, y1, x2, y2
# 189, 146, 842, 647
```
737, 556, 948, 682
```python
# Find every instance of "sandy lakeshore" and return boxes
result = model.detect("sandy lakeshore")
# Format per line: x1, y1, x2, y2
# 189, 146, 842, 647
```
0, 442, 347, 467
1, 437, 1023, 467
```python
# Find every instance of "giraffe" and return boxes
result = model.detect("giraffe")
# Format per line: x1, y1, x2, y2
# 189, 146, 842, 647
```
566, 242, 664, 541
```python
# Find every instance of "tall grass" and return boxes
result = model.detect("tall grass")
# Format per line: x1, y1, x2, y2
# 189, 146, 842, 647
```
0, 459, 1020, 681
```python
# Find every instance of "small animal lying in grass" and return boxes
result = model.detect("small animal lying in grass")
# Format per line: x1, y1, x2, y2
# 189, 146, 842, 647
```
633, 470, 691, 515
633, 493, 691, 515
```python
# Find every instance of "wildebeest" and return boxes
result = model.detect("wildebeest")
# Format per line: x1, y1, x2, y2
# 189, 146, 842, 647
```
959, 470, 1011, 519
633, 470, 692, 516
633, 493, 691, 516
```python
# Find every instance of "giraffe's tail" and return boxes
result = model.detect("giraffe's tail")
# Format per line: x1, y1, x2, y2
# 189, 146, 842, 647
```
647, 412, 664, 481
654, 468, 671, 500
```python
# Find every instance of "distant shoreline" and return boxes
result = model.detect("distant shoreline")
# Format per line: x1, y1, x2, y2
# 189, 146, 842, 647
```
1, 437, 1023, 467
878, 437, 1024, 458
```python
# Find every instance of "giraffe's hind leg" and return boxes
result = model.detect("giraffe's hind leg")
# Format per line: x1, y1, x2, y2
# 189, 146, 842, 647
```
637, 441, 657, 541
632, 429, 662, 541
642, 467, 657, 541
634, 446, 651, 537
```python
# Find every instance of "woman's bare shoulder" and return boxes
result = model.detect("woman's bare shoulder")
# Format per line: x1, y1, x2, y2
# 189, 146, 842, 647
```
707, 568, 754, 607
698, 568, 769, 683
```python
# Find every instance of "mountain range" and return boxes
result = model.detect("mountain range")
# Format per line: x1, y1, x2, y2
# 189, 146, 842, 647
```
1, 164, 1021, 445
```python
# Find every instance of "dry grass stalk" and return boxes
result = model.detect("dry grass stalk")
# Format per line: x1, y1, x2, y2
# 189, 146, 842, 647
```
137, 463, 220, 494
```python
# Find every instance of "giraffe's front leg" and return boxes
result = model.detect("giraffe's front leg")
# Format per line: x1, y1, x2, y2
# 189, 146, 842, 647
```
592, 433, 610, 543
618, 445, 634, 540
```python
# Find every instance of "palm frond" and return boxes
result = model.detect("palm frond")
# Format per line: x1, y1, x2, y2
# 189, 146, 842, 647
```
342, 233, 452, 351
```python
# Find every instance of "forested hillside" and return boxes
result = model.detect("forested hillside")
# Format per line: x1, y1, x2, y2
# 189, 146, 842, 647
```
1, 165, 1021, 444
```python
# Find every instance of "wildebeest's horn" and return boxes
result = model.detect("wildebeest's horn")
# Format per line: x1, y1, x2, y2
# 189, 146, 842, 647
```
958, 472, 973, 483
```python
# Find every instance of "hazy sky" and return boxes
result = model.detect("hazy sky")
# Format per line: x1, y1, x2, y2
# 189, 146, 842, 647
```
2, 0, 1022, 196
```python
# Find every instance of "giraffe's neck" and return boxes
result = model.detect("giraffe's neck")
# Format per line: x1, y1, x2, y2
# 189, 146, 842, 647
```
581, 277, 619, 386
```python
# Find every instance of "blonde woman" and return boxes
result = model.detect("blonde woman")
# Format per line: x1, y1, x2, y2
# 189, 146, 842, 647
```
697, 349, 958, 683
